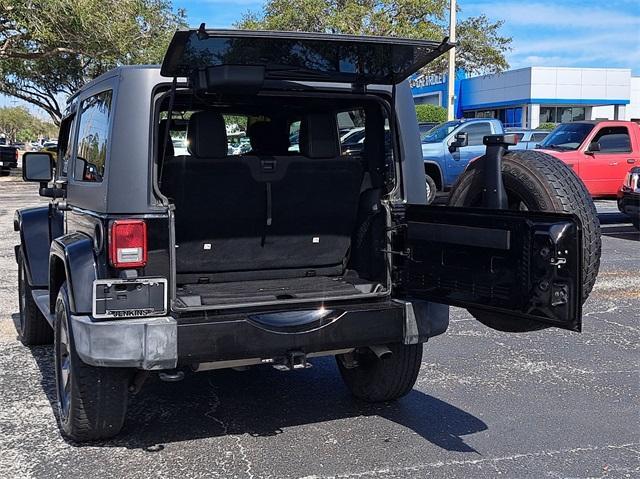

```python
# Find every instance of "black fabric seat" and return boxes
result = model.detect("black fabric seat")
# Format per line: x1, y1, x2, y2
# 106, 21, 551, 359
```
163, 110, 363, 282
162, 111, 266, 275
267, 113, 363, 273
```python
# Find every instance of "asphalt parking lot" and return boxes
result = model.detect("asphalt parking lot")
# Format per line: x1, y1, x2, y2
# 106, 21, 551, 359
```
0, 173, 638, 479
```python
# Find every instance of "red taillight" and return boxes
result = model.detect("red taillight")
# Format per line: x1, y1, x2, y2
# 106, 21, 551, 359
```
109, 220, 147, 268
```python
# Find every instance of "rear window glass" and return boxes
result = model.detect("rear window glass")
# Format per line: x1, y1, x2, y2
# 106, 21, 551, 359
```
75, 90, 112, 182
162, 31, 445, 84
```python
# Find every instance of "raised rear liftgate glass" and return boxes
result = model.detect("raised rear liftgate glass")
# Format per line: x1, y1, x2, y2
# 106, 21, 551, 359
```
161, 29, 453, 84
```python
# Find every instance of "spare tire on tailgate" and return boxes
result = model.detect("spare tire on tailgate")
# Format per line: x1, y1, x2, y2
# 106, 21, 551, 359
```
448, 150, 601, 331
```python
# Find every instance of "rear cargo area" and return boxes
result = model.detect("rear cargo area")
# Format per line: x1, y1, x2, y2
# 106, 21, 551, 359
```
157, 93, 391, 309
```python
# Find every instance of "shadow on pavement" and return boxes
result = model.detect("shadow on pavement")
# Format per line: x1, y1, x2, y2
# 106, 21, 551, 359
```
598, 212, 631, 225
597, 212, 639, 240
26, 340, 487, 453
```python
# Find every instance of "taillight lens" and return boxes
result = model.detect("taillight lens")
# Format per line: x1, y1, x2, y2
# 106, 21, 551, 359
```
109, 220, 147, 268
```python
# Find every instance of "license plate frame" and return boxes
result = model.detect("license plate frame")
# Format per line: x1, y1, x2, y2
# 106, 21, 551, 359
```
92, 278, 168, 319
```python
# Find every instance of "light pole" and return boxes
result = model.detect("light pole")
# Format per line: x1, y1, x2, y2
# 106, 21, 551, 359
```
447, 0, 457, 121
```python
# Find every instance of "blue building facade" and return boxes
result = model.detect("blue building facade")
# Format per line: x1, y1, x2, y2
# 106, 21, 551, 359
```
411, 67, 634, 128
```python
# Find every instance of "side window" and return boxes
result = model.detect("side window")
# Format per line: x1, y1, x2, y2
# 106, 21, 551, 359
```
460, 122, 492, 146
55, 114, 75, 179
224, 114, 249, 156
531, 132, 549, 142
75, 90, 113, 182
288, 120, 301, 152
592, 127, 631, 153
337, 109, 366, 155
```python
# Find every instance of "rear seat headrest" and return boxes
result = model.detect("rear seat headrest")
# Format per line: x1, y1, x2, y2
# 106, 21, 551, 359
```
300, 113, 339, 159
187, 111, 227, 158
247, 121, 290, 155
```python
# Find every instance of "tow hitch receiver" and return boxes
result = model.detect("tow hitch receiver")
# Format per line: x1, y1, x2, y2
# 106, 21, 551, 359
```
272, 351, 311, 371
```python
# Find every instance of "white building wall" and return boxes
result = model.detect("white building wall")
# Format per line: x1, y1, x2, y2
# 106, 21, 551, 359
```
529, 67, 631, 103
626, 77, 640, 121
591, 105, 616, 120
527, 103, 540, 129
460, 67, 634, 123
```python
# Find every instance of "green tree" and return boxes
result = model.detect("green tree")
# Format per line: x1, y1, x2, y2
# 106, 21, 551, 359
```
0, 106, 33, 143
0, 1, 186, 124
536, 122, 556, 131
415, 104, 447, 123
0, 106, 58, 143
236, 0, 511, 75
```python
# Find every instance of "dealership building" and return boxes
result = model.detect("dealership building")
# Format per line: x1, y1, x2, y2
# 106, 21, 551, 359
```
411, 67, 640, 128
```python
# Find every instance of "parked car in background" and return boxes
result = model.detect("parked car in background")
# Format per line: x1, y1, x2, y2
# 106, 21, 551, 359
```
421, 118, 504, 202
340, 126, 366, 147
172, 138, 189, 156
506, 128, 550, 150
537, 120, 640, 198
0, 145, 18, 175
618, 167, 640, 229
339, 127, 390, 157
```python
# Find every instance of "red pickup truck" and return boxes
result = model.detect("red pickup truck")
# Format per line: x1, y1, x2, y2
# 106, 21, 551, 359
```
536, 120, 640, 198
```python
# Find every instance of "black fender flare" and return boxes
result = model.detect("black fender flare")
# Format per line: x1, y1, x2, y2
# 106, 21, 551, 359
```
50, 233, 98, 315
14, 206, 63, 288
423, 160, 444, 190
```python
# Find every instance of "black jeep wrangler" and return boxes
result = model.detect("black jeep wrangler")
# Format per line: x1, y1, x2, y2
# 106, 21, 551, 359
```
16, 28, 600, 441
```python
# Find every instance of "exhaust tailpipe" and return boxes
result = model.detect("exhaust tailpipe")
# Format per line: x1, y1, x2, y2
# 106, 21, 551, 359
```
369, 345, 392, 360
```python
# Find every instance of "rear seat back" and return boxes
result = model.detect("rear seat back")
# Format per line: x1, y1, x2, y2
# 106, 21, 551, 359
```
267, 113, 362, 272
163, 110, 363, 280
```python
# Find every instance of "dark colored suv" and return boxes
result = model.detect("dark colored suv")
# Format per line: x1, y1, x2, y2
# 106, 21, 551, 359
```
15, 28, 600, 441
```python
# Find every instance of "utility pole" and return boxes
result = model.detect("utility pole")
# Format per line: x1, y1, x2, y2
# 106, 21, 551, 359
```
447, 0, 457, 121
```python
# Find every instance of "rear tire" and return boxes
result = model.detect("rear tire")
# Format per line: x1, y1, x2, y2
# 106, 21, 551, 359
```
54, 282, 131, 441
449, 150, 601, 331
17, 249, 53, 345
337, 343, 422, 402
425, 174, 437, 204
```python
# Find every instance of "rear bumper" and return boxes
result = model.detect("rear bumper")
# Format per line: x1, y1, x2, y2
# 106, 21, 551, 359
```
617, 190, 640, 218
69, 300, 449, 370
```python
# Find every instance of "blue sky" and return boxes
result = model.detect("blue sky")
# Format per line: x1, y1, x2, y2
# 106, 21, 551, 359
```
177, 0, 640, 74
3, 0, 639, 118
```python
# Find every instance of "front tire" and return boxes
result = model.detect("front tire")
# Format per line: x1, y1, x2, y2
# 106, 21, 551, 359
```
54, 282, 131, 441
337, 343, 422, 402
17, 249, 53, 345
425, 174, 437, 204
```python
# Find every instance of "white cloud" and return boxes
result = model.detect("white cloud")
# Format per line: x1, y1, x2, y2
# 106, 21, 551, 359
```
460, 0, 640, 72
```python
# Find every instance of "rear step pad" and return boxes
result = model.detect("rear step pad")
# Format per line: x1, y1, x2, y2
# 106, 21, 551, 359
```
177, 276, 380, 306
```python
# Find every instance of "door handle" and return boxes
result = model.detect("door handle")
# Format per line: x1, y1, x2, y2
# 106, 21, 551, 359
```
608, 162, 619, 166
627, 159, 636, 164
